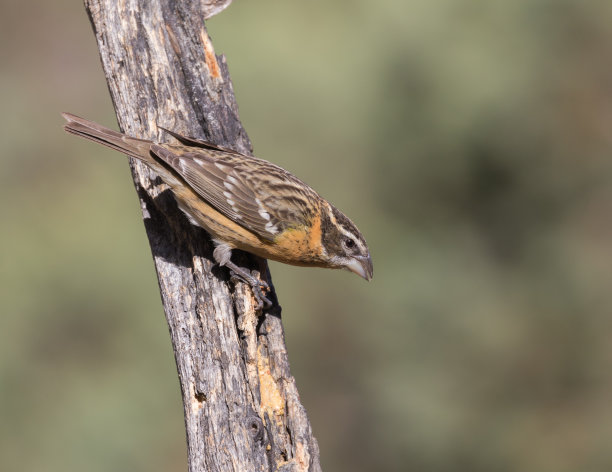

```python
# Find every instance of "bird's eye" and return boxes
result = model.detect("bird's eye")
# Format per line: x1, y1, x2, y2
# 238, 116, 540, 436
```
344, 237, 356, 249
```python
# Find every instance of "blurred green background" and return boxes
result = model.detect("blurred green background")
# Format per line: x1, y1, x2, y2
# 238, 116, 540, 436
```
2, 0, 612, 471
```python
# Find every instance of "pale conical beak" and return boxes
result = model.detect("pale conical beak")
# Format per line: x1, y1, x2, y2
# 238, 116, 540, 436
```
345, 254, 374, 281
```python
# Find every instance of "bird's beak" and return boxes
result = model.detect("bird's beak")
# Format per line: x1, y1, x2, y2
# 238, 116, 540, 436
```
345, 254, 374, 281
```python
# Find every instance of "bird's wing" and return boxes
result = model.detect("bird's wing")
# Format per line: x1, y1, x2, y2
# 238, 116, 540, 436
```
158, 127, 245, 155
150, 143, 319, 242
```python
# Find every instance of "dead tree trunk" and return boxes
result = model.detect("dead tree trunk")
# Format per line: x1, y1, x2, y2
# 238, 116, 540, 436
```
82, 1, 322, 470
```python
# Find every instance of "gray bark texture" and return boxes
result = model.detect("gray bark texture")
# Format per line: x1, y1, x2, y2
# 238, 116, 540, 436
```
82, 1, 322, 471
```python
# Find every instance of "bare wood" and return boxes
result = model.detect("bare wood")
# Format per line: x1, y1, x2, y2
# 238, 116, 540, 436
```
82, 1, 321, 471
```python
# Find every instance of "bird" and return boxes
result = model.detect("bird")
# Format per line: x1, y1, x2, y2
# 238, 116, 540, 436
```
62, 113, 373, 309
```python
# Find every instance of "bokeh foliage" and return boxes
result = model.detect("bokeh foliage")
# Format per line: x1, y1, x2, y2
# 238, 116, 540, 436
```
2, 0, 612, 471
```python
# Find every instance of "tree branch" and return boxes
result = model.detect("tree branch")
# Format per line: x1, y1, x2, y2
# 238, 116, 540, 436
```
82, 1, 321, 470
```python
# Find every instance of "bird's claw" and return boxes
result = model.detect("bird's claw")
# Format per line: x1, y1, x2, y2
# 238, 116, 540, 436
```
229, 268, 272, 311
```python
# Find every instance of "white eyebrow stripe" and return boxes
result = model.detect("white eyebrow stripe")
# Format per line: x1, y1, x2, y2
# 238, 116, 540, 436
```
338, 227, 365, 251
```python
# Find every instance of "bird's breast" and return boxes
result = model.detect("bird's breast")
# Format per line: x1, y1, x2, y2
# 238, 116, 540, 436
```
173, 184, 327, 267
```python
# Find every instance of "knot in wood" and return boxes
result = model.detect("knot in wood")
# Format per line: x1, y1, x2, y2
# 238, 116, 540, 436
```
247, 415, 265, 443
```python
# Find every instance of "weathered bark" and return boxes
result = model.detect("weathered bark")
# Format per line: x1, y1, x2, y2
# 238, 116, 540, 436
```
82, 1, 321, 471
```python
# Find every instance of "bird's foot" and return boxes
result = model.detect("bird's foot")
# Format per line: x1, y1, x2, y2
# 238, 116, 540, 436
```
226, 261, 272, 311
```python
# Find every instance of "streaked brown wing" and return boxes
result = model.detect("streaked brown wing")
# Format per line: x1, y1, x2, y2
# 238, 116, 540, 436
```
150, 143, 319, 242
158, 127, 245, 155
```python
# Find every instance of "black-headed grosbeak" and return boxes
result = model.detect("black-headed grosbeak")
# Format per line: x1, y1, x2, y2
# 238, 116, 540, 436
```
62, 113, 373, 308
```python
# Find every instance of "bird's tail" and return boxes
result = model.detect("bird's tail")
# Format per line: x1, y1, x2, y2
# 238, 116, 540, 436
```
62, 113, 153, 162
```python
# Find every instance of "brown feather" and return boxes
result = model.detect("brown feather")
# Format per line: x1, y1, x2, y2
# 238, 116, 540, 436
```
149, 142, 321, 243
61, 113, 371, 278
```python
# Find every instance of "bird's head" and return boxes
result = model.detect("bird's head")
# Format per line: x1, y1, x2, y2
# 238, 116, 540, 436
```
320, 202, 373, 281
